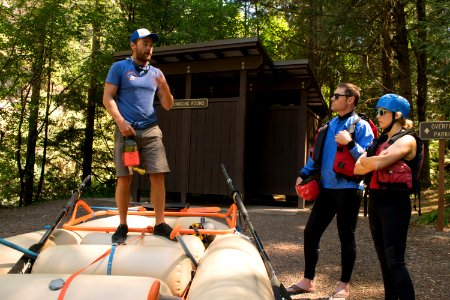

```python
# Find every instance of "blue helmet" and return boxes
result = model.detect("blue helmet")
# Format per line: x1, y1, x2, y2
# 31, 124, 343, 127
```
376, 94, 410, 118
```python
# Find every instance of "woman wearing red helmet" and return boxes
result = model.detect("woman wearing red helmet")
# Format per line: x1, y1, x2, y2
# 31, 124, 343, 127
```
355, 93, 416, 299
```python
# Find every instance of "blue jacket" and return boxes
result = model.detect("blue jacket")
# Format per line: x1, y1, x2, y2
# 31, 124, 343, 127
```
299, 112, 374, 190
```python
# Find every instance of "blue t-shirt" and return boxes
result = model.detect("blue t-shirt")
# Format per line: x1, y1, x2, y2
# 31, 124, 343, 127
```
105, 58, 162, 129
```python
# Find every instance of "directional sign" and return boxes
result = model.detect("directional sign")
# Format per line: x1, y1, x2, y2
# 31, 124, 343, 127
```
419, 121, 450, 140
418, 120, 449, 231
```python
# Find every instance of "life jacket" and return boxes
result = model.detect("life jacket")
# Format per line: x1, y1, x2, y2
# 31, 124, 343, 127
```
333, 116, 361, 179
311, 122, 329, 166
358, 113, 379, 138
312, 113, 377, 168
366, 130, 424, 213
312, 113, 373, 180
368, 140, 413, 190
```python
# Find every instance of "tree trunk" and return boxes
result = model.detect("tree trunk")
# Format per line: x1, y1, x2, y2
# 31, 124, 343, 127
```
37, 45, 53, 200
381, 12, 394, 93
17, 86, 31, 207
82, 5, 101, 184
306, 0, 323, 85
23, 64, 43, 206
414, 0, 430, 186
391, 0, 413, 110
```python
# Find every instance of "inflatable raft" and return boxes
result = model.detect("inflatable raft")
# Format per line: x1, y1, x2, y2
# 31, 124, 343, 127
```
0, 172, 290, 300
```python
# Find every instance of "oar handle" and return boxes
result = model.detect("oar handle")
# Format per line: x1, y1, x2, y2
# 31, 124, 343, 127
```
220, 164, 249, 215
220, 164, 238, 194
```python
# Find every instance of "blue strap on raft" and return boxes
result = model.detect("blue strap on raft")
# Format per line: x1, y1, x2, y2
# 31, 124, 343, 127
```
107, 243, 118, 275
0, 238, 38, 259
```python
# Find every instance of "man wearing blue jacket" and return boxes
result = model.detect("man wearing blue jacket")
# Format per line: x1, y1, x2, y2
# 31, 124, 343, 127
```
287, 83, 374, 299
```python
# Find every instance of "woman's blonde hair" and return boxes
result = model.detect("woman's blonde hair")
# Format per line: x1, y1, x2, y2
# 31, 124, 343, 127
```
399, 118, 414, 129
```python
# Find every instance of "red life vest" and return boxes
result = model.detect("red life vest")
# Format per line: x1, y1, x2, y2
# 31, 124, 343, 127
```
311, 113, 377, 179
333, 117, 360, 179
368, 139, 413, 190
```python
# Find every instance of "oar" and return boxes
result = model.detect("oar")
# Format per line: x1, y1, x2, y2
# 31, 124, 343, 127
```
8, 175, 91, 274
221, 164, 291, 300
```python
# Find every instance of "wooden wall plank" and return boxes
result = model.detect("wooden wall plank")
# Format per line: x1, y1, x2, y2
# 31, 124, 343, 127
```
131, 95, 321, 201
235, 70, 247, 192
186, 98, 238, 195
178, 74, 192, 203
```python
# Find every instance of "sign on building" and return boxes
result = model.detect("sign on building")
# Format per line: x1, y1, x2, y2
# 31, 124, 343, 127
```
172, 99, 208, 109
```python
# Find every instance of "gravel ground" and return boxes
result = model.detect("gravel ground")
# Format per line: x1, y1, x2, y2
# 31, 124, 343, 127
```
1, 197, 449, 300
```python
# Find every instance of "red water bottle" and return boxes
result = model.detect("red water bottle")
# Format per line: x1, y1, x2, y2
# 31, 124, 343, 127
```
122, 137, 140, 167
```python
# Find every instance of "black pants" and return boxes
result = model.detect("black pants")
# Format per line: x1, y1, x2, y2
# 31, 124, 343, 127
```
369, 189, 415, 300
303, 188, 361, 282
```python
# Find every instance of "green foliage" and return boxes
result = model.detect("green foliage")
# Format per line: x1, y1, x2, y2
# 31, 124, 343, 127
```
424, 0, 450, 120
83, 176, 116, 198
427, 139, 450, 188
0, 141, 21, 206
419, 207, 450, 228
0, 0, 449, 206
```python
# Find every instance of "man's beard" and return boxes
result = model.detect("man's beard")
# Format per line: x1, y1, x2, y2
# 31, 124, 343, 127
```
140, 52, 151, 62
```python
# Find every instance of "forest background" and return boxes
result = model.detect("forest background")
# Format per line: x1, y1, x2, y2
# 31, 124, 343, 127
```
0, 0, 449, 216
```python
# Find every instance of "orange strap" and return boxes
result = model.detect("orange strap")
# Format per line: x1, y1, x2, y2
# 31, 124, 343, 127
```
147, 279, 161, 300
57, 248, 112, 300
58, 226, 152, 300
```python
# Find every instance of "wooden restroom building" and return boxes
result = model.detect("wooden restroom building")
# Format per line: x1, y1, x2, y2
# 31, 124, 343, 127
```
115, 37, 328, 207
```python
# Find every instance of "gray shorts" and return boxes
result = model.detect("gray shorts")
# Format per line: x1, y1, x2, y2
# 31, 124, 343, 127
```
114, 125, 170, 177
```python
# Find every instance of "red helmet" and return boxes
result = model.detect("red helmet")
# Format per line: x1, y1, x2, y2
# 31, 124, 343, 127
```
296, 179, 320, 201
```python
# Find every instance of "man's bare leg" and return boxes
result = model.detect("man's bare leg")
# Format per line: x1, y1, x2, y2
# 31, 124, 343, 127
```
149, 173, 166, 225
150, 173, 174, 240
111, 175, 132, 244
116, 175, 133, 225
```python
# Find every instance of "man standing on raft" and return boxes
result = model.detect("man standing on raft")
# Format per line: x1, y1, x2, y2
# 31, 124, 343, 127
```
103, 28, 174, 243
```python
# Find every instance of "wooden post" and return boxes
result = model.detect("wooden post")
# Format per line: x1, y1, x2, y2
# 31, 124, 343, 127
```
297, 82, 308, 209
437, 139, 445, 231
235, 68, 247, 194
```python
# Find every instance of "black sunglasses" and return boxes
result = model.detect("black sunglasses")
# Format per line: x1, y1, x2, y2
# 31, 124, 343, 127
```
376, 109, 389, 116
332, 93, 349, 100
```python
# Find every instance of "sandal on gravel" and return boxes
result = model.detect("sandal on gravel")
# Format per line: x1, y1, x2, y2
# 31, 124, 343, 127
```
286, 284, 315, 295
329, 292, 349, 300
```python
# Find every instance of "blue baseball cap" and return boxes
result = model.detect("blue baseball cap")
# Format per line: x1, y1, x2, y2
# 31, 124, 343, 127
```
130, 28, 160, 43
